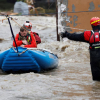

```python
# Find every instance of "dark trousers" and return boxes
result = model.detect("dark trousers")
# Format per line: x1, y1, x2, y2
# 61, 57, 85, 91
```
90, 61, 100, 81
90, 48, 100, 81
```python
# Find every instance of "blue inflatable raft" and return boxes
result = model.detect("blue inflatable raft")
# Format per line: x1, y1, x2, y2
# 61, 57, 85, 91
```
0, 47, 58, 73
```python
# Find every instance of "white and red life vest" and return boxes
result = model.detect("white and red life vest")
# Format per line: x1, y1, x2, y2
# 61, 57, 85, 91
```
89, 31, 100, 48
89, 31, 100, 43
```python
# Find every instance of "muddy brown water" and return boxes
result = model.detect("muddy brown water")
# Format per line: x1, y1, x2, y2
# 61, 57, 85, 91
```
0, 16, 100, 100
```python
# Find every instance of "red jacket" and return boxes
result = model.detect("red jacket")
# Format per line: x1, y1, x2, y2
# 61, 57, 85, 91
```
64, 30, 100, 48
30, 31, 41, 44
84, 31, 92, 42
64, 30, 96, 43
13, 33, 37, 48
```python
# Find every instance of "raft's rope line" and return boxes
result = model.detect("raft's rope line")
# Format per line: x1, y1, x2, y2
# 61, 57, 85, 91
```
18, 49, 28, 56
12, 47, 54, 55
11, 18, 22, 27
6, 15, 90, 32
1, 17, 31, 33
1, 16, 90, 33
11, 18, 31, 33
12, 47, 28, 55
12, 47, 18, 53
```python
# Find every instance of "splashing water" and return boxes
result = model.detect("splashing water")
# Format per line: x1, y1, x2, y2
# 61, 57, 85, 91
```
0, 16, 100, 100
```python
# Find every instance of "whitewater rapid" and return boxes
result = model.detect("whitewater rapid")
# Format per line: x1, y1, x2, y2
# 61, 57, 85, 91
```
0, 16, 100, 100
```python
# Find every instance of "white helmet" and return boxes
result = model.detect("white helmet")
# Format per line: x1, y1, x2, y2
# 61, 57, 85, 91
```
24, 21, 32, 29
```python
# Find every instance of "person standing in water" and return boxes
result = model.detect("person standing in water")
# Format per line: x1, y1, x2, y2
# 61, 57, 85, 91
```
61, 17, 100, 81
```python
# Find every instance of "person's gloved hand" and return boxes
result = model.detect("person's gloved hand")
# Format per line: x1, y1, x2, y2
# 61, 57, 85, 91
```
60, 31, 68, 38
60, 32, 65, 38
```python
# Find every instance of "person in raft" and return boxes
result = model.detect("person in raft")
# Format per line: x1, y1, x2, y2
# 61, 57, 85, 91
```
23, 21, 41, 44
13, 26, 37, 48
61, 17, 100, 81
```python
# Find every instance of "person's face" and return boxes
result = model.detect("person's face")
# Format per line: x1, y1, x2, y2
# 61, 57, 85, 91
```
20, 30, 27, 36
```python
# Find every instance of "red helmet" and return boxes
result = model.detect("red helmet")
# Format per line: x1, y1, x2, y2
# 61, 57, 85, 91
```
24, 21, 32, 29
90, 17, 100, 26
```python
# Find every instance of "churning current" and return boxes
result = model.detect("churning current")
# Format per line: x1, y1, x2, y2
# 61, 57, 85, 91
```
0, 16, 100, 100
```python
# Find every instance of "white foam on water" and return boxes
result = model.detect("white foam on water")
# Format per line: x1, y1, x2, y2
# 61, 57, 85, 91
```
0, 6, 99, 99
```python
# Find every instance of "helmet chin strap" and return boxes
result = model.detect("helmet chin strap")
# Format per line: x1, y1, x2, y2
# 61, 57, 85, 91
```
92, 25, 100, 31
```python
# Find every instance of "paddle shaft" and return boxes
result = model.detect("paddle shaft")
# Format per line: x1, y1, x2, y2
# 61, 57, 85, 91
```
7, 17, 18, 53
